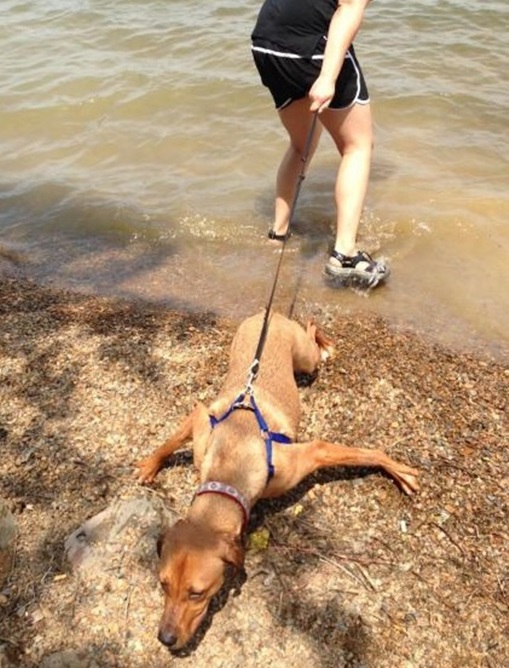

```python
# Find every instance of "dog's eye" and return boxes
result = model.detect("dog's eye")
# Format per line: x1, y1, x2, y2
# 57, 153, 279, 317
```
188, 589, 205, 601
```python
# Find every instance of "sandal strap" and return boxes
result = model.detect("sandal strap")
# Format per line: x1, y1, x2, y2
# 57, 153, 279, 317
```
331, 249, 376, 270
268, 229, 290, 242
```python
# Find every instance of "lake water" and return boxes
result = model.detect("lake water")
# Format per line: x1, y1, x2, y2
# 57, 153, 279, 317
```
1, 0, 508, 358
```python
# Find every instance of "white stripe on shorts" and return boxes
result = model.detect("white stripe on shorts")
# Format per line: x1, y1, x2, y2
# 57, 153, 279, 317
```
251, 45, 324, 60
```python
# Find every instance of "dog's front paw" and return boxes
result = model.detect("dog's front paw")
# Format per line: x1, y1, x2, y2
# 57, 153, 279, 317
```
396, 466, 420, 496
135, 457, 162, 484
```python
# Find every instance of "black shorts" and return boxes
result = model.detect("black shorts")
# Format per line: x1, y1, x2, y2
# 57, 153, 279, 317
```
251, 42, 369, 111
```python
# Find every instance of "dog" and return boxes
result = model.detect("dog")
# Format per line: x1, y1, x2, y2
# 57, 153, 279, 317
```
136, 311, 419, 649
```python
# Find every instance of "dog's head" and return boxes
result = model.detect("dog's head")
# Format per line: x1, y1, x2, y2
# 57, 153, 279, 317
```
156, 518, 245, 649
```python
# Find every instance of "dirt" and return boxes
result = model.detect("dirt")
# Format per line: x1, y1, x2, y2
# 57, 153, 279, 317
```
0, 274, 507, 668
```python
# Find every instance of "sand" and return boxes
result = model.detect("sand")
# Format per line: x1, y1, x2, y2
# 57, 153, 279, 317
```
0, 274, 507, 667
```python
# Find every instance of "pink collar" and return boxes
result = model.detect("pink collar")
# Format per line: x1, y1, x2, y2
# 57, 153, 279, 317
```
194, 481, 250, 530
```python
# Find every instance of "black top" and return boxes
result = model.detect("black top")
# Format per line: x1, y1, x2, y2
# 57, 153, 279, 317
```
252, 0, 338, 57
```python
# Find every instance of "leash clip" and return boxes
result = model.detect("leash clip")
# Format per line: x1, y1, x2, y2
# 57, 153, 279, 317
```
244, 358, 260, 395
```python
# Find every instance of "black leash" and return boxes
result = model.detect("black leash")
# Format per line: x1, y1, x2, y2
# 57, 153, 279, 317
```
245, 111, 319, 393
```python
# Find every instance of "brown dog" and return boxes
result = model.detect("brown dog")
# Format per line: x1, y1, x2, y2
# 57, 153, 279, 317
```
136, 312, 419, 649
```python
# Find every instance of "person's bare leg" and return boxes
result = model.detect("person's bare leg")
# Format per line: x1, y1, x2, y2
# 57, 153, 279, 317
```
320, 102, 388, 286
319, 102, 373, 257
271, 98, 322, 238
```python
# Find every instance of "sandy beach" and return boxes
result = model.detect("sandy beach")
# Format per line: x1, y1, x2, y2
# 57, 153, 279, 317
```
0, 271, 507, 667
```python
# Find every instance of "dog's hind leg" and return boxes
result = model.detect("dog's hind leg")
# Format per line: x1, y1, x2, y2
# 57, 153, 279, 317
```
136, 404, 207, 484
289, 319, 334, 375
267, 439, 419, 497
308, 321, 334, 361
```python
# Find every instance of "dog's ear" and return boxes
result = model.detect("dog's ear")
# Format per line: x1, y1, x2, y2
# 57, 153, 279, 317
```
220, 534, 245, 571
156, 521, 169, 558
157, 518, 185, 558
156, 533, 164, 558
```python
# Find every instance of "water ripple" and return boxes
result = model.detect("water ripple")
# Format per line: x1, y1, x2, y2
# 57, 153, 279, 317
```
0, 0, 507, 353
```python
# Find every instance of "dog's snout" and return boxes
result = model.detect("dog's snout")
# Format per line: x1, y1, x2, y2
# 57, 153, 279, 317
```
158, 628, 178, 648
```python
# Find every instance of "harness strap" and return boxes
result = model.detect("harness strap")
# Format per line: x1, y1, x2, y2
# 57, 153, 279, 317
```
209, 392, 247, 429
209, 393, 292, 480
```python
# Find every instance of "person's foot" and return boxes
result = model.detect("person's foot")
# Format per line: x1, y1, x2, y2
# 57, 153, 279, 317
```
324, 249, 389, 288
267, 228, 291, 243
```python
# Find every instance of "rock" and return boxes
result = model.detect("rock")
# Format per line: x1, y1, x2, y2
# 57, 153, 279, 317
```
60, 493, 178, 662
0, 499, 16, 587
64, 492, 177, 576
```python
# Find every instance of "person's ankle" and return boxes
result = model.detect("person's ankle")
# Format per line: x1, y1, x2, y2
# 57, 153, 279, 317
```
333, 246, 357, 258
272, 222, 289, 236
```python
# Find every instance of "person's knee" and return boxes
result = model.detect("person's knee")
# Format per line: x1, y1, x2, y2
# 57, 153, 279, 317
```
288, 141, 308, 160
339, 129, 373, 158
322, 104, 373, 155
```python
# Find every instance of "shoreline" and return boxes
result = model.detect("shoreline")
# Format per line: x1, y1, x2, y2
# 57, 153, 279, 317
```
1, 273, 507, 666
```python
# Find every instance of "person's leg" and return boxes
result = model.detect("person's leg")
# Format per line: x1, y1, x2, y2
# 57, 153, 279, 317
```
320, 102, 388, 286
271, 98, 322, 238
319, 101, 373, 256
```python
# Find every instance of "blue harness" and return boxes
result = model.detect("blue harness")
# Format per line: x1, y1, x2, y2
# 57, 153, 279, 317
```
209, 392, 292, 480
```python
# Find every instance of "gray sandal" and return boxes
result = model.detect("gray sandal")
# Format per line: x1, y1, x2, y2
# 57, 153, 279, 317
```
325, 250, 389, 288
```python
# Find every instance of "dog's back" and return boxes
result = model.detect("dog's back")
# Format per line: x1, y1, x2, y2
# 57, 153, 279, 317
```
218, 311, 320, 435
